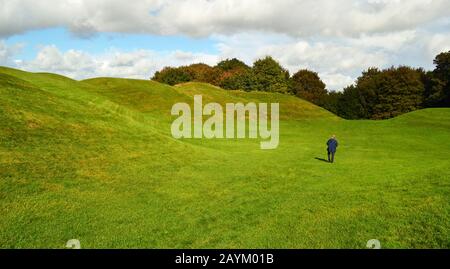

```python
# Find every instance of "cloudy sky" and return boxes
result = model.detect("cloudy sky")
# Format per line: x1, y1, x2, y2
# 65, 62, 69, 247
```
1, 0, 449, 91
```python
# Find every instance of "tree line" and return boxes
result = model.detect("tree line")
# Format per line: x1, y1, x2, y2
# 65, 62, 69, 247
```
152, 51, 450, 119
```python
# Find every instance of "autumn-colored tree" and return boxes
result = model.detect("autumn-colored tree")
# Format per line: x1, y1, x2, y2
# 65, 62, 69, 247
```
290, 69, 328, 106
152, 63, 223, 85
215, 58, 251, 90
184, 63, 223, 85
152, 67, 193, 85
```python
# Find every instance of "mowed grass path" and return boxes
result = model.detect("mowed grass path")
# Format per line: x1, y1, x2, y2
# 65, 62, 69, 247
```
0, 67, 449, 248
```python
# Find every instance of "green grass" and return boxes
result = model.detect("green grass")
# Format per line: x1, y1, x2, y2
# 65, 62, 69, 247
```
0, 66, 449, 249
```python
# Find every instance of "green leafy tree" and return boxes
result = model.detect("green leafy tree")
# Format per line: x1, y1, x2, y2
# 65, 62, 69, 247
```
423, 71, 446, 107
352, 68, 380, 118
335, 85, 369, 119
216, 58, 250, 72
374, 67, 424, 119
352, 66, 425, 119
251, 56, 289, 93
219, 70, 254, 91
430, 51, 450, 106
434, 51, 450, 80
322, 91, 341, 115
332, 66, 426, 119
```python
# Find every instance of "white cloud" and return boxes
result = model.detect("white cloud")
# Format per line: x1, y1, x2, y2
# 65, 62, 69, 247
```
1, 0, 449, 38
0, 41, 23, 65
348, 30, 418, 51
16, 45, 219, 80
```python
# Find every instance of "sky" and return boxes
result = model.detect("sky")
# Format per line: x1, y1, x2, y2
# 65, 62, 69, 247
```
1, 0, 450, 91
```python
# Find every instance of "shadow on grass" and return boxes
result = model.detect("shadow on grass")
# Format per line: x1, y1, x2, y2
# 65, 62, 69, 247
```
314, 157, 329, 163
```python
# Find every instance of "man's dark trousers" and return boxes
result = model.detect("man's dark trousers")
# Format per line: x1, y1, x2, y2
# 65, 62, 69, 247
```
328, 150, 335, 163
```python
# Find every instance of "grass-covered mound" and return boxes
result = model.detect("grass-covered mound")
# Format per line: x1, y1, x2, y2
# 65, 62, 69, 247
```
0, 66, 449, 248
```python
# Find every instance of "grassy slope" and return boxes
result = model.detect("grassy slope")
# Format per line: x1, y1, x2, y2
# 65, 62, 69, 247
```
0, 67, 449, 248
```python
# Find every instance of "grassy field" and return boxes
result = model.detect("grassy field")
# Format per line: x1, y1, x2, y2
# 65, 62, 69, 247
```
0, 66, 449, 249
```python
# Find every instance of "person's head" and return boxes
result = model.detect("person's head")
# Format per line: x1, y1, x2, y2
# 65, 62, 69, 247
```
331, 135, 336, 139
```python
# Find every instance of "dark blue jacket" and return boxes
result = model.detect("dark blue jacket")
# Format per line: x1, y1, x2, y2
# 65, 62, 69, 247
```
327, 138, 338, 153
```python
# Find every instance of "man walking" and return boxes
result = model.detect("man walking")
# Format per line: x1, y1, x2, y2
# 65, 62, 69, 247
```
327, 135, 338, 163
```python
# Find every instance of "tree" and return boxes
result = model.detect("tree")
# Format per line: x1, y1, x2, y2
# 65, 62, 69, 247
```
423, 71, 446, 107
352, 67, 380, 118
152, 63, 223, 86
377, 67, 424, 119
322, 91, 341, 115
219, 70, 254, 91
150, 53, 448, 120
429, 51, 450, 106
215, 58, 251, 90
152, 67, 193, 85
184, 63, 223, 85
290, 69, 328, 106
434, 51, 450, 81
335, 85, 369, 119
251, 56, 289, 93
216, 58, 250, 72
353, 66, 425, 119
